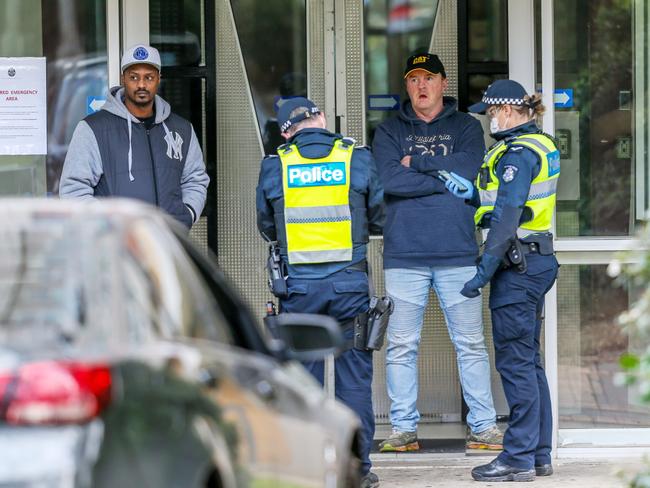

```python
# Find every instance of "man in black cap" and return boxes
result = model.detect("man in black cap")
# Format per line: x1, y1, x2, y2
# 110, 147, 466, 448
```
372, 52, 503, 453
256, 97, 384, 487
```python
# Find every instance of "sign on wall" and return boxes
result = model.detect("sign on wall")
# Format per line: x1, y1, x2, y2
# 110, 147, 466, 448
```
0, 57, 47, 155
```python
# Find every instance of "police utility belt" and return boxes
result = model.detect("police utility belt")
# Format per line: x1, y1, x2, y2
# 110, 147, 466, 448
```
265, 244, 394, 351
502, 233, 554, 274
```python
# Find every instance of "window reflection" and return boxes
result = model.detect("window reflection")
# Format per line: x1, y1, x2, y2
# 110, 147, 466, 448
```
467, 73, 507, 108
230, 0, 307, 155
0, 2, 104, 195
0, 218, 114, 346
558, 265, 650, 428
41, 0, 108, 195
554, 0, 637, 236
365, 0, 439, 143
150, 0, 203, 67
124, 222, 235, 345
467, 0, 507, 63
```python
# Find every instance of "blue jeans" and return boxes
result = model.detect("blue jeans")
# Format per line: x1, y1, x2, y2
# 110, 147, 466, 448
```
384, 266, 497, 434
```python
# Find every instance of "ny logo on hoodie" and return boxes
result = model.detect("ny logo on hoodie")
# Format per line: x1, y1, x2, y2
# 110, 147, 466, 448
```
164, 131, 184, 161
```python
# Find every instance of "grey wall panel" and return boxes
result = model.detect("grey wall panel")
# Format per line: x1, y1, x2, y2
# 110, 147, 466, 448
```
307, 0, 326, 108
215, 0, 269, 317
343, 0, 365, 143
430, 0, 458, 99
189, 216, 209, 257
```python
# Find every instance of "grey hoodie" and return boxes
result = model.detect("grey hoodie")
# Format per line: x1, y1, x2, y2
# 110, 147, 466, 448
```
60, 86, 209, 228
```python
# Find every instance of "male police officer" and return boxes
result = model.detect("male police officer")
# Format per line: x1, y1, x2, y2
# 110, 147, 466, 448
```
60, 44, 208, 228
256, 97, 384, 487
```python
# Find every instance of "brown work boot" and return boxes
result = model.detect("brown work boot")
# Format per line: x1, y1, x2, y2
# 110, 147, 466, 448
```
378, 430, 419, 452
466, 425, 504, 450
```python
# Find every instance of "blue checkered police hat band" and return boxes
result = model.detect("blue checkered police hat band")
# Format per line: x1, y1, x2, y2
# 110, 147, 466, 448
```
280, 106, 321, 133
468, 79, 530, 113
481, 96, 526, 106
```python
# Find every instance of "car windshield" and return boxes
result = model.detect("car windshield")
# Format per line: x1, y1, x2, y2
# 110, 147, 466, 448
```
0, 213, 116, 348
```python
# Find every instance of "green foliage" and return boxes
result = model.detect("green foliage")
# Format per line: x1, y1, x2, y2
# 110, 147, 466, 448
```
610, 223, 650, 488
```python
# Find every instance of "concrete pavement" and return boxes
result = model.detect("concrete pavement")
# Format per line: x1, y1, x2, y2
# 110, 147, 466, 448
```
370, 453, 645, 487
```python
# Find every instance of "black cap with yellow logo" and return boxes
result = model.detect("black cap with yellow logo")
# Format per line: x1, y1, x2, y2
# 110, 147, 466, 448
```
403, 53, 446, 79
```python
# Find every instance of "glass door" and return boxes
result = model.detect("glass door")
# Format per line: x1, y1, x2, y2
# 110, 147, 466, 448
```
120, 0, 217, 254
0, 0, 109, 197
536, 0, 650, 450
149, 0, 217, 254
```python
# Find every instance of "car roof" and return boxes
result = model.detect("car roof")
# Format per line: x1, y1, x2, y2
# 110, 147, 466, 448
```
0, 198, 168, 229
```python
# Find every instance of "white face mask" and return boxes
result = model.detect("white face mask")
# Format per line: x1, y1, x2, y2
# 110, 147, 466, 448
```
489, 116, 501, 135
489, 109, 510, 134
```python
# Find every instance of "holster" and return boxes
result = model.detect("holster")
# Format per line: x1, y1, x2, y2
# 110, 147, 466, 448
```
351, 295, 394, 351
267, 242, 288, 298
503, 238, 527, 273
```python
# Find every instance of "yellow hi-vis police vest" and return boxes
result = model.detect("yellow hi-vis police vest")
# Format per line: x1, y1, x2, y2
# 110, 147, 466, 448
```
474, 133, 560, 237
279, 139, 354, 264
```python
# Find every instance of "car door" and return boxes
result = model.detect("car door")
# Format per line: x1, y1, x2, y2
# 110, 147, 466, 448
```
164, 223, 344, 486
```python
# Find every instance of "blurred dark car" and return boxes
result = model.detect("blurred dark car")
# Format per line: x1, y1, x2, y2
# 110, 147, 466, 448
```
0, 199, 362, 488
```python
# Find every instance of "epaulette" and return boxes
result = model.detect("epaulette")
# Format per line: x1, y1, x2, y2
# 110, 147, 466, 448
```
339, 137, 356, 148
276, 143, 293, 154
539, 131, 558, 146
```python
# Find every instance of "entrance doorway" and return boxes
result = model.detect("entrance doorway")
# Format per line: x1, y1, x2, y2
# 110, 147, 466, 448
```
121, 0, 650, 455
209, 0, 510, 450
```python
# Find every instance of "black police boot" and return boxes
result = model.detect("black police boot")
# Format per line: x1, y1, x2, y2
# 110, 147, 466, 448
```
535, 464, 553, 476
471, 458, 535, 482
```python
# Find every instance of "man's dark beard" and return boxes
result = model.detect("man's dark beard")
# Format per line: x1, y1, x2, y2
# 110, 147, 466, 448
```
127, 91, 152, 107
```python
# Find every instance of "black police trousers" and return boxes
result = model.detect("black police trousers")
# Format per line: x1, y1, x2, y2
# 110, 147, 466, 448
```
488, 253, 559, 469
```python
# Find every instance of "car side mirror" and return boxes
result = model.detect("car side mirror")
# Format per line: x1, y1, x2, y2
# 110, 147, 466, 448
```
264, 313, 345, 362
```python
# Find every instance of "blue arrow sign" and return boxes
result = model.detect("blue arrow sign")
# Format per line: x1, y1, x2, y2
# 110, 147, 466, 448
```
368, 94, 400, 111
554, 89, 573, 108
87, 96, 106, 114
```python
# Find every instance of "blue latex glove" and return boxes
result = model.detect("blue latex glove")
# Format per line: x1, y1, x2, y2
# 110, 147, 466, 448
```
444, 172, 474, 199
460, 253, 503, 298
460, 275, 483, 298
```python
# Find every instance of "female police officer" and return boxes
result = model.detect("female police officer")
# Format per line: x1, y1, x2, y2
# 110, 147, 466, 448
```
444, 79, 560, 481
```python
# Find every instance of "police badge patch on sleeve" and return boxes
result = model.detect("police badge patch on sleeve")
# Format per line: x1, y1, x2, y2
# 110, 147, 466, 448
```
502, 165, 518, 183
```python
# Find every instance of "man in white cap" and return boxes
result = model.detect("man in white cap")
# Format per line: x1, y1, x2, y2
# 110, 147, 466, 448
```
60, 44, 209, 229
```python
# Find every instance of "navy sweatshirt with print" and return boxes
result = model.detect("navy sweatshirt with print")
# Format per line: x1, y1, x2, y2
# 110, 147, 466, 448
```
372, 96, 485, 269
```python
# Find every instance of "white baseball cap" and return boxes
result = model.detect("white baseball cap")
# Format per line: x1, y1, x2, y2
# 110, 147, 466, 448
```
121, 44, 161, 72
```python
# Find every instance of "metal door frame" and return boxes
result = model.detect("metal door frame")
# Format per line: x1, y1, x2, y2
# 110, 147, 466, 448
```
106, 0, 150, 87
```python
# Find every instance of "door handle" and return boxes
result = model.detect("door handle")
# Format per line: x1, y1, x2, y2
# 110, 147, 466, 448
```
254, 379, 275, 402
198, 367, 220, 388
